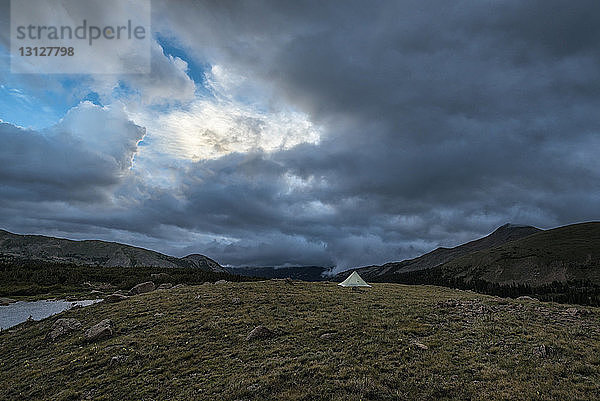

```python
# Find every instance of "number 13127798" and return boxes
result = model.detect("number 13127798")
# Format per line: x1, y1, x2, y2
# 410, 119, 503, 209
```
19, 47, 74, 56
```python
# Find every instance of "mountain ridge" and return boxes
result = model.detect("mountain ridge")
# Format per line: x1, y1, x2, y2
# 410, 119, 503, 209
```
336, 223, 542, 281
0, 229, 226, 273
433, 221, 600, 286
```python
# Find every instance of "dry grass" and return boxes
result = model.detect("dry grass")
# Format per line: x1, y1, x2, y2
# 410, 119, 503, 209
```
1, 281, 599, 400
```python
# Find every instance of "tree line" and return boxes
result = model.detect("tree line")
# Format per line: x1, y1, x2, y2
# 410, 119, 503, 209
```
378, 268, 600, 306
0, 256, 259, 296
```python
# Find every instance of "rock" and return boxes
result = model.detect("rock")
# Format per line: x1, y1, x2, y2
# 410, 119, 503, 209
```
110, 355, 128, 365
157, 283, 173, 290
247, 383, 261, 392
438, 299, 461, 308
84, 282, 113, 290
246, 325, 274, 341
47, 318, 82, 341
319, 332, 337, 340
171, 284, 186, 289
565, 307, 578, 316
517, 296, 537, 301
232, 297, 241, 305
151, 273, 171, 280
128, 281, 155, 295
98, 283, 114, 290
413, 341, 428, 350
532, 344, 547, 358
215, 280, 228, 285
90, 290, 104, 296
0, 298, 17, 306
104, 293, 129, 303
85, 319, 114, 341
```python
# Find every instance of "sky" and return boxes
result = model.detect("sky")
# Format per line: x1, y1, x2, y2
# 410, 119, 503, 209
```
0, 0, 599, 271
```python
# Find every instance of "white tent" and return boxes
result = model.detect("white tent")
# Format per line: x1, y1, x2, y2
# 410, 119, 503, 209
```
338, 271, 371, 287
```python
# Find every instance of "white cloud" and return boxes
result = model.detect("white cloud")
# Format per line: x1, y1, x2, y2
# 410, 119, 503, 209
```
128, 64, 320, 161
0, 101, 145, 203
90, 40, 196, 106
55, 101, 145, 171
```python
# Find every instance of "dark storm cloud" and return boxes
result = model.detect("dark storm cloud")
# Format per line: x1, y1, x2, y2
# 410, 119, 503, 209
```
0, 103, 144, 203
150, 0, 600, 265
1, 1, 599, 269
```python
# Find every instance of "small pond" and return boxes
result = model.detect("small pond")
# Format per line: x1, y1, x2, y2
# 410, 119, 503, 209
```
0, 299, 102, 330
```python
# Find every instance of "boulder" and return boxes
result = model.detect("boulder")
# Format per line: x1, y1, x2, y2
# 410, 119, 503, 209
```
85, 319, 114, 341
532, 344, 548, 358
246, 325, 274, 341
565, 307, 578, 316
215, 280, 228, 285
47, 318, 82, 341
413, 342, 429, 350
84, 282, 113, 290
319, 332, 337, 340
247, 383, 261, 392
110, 355, 128, 365
157, 283, 173, 290
171, 284, 186, 290
104, 293, 129, 303
128, 281, 155, 295
0, 298, 17, 306
151, 273, 171, 281
517, 296, 537, 301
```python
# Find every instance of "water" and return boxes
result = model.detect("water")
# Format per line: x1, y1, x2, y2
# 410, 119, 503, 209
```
0, 299, 103, 330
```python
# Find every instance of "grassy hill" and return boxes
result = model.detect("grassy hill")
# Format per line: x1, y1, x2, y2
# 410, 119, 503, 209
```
337, 223, 600, 306
437, 222, 600, 286
1, 281, 599, 400
337, 223, 541, 281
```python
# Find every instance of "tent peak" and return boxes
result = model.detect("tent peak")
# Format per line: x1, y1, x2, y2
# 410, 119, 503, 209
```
338, 271, 371, 287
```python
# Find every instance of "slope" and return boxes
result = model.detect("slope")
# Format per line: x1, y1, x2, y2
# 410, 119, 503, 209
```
0, 229, 225, 272
436, 222, 600, 286
1, 281, 598, 400
337, 223, 541, 281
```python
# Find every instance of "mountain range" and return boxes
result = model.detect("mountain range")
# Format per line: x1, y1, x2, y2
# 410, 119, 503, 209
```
336, 222, 600, 288
0, 229, 226, 273
336, 223, 541, 281
2, 222, 599, 290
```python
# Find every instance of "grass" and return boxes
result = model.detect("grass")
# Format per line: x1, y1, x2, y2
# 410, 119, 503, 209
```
441, 222, 600, 285
1, 281, 599, 400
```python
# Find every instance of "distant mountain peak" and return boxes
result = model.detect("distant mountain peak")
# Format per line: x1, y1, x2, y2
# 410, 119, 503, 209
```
336, 223, 542, 280
497, 223, 536, 230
